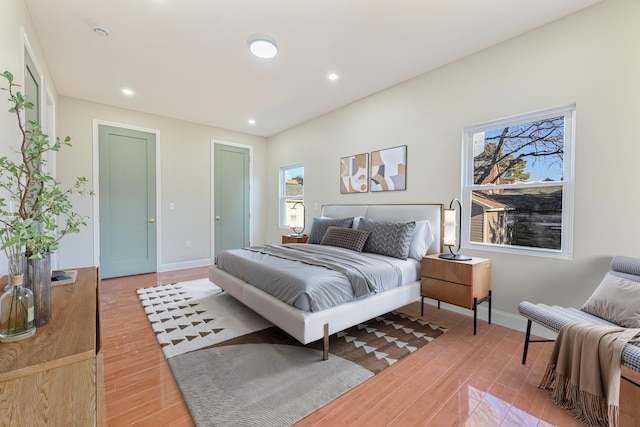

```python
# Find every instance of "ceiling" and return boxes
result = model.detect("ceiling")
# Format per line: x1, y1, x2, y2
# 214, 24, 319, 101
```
24, 0, 602, 138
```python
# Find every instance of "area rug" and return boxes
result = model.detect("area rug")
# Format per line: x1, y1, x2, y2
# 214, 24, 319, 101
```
137, 279, 447, 426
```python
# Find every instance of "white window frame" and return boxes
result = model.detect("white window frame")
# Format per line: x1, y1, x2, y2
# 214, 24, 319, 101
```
461, 105, 576, 259
279, 163, 304, 229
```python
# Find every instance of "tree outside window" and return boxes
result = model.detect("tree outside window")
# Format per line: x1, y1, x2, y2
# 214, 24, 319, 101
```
463, 106, 575, 257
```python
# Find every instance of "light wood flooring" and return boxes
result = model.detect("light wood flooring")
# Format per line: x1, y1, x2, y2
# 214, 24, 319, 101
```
101, 267, 637, 426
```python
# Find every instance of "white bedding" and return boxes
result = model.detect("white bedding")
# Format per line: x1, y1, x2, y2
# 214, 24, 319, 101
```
216, 243, 420, 312
209, 204, 443, 354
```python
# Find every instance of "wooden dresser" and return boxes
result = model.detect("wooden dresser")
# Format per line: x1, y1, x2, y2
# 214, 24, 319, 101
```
0, 267, 103, 426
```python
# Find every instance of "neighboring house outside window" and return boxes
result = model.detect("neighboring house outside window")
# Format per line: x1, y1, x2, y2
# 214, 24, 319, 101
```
462, 105, 575, 258
280, 164, 304, 231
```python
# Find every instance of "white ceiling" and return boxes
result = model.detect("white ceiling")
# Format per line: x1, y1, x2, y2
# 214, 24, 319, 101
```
25, 0, 602, 138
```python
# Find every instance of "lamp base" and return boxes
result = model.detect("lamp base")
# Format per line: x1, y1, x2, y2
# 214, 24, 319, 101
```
438, 253, 472, 261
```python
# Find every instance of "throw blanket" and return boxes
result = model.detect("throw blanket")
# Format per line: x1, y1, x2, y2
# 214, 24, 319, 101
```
539, 323, 640, 427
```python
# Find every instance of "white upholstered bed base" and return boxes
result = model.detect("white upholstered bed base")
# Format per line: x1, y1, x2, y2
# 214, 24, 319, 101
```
208, 203, 443, 356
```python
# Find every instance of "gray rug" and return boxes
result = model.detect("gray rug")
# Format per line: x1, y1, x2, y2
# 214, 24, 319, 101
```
137, 279, 447, 427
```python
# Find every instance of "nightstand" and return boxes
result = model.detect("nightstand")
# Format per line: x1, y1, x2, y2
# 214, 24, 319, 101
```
282, 234, 308, 244
421, 253, 491, 335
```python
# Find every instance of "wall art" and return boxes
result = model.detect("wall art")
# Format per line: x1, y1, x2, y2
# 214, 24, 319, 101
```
370, 145, 407, 192
340, 153, 369, 193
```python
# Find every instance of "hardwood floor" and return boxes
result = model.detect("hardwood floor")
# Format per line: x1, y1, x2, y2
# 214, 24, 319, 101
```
101, 267, 605, 426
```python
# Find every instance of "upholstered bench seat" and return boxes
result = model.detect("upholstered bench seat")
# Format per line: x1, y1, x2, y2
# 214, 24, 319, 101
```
518, 301, 640, 372
518, 255, 640, 374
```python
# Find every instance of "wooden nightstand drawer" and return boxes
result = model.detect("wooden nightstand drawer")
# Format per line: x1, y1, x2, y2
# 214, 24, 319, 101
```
282, 234, 308, 244
421, 255, 489, 286
422, 277, 474, 309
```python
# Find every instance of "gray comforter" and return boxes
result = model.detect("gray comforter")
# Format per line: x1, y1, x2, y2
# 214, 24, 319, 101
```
215, 244, 403, 312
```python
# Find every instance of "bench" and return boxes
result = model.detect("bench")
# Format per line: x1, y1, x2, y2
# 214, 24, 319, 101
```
518, 256, 640, 376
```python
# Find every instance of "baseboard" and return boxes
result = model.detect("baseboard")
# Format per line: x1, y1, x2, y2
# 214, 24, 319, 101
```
421, 299, 557, 340
159, 258, 213, 273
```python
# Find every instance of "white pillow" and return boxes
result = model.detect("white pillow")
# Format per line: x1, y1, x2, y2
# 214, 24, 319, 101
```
581, 273, 640, 328
408, 220, 434, 261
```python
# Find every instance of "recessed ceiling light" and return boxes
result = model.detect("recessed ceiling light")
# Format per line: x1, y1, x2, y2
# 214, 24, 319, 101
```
248, 37, 278, 59
91, 23, 111, 37
248, 119, 256, 125
328, 73, 338, 81
121, 88, 134, 96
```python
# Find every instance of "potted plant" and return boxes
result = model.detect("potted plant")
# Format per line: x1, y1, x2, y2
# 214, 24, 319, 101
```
0, 70, 91, 328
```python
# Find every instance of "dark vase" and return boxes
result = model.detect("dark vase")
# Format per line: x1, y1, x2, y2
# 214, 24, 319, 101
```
24, 254, 52, 327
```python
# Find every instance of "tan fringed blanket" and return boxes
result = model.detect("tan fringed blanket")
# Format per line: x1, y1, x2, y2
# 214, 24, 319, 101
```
539, 323, 640, 427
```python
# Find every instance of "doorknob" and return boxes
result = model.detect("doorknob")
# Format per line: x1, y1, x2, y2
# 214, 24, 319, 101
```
215, 216, 221, 221
148, 218, 155, 223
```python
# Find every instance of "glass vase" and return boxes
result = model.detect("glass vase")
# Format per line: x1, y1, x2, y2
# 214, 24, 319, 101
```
0, 267, 36, 343
24, 254, 51, 327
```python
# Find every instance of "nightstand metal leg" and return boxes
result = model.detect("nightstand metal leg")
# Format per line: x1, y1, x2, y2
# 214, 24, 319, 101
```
421, 296, 424, 316
488, 290, 492, 325
473, 297, 478, 335
472, 291, 492, 335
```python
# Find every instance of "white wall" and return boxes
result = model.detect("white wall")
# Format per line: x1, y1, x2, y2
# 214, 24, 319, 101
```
55, 97, 269, 272
267, 0, 640, 329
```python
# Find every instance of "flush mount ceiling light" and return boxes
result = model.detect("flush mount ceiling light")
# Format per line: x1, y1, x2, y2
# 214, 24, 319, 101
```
248, 37, 278, 59
121, 88, 134, 96
328, 73, 338, 81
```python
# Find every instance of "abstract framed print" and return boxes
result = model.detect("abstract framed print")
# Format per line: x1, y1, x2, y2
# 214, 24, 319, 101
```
340, 153, 369, 193
370, 145, 407, 192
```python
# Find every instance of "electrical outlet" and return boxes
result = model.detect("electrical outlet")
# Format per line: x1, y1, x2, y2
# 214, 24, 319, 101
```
169, 202, 176, 211
185, 240, 191, 248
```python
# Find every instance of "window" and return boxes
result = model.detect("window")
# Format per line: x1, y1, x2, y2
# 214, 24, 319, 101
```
462, 105, 575, 258
280, 164, 304, 230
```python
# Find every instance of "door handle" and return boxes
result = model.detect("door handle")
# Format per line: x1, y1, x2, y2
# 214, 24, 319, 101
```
215, 216, 221, 221
148, 218, 155, 223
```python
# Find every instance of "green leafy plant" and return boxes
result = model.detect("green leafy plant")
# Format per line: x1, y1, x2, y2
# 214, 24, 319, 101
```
0, 70, 91, 262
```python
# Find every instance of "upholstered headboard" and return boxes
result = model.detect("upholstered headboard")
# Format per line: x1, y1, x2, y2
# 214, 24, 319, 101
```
321, 204, 443, 255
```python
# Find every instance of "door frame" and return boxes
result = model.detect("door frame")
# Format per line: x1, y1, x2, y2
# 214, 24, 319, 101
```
92, 120, 162, 270
210, 139, 253, 258
21, 29, 63, 269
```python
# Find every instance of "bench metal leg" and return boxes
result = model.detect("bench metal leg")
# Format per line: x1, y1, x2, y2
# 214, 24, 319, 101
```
521, 319, 555, 365
522, 319, 532, 364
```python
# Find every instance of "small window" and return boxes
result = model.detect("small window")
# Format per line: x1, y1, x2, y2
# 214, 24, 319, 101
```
462, 105, 575, 258
280, 164, 304, 230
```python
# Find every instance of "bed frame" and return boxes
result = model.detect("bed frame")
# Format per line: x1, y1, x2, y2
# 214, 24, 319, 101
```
208, 203, 443, 360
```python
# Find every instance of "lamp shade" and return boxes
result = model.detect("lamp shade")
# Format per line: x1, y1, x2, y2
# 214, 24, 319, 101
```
439, 199, 471, 261
443, 208, 456, 246
290, 202, 305, 235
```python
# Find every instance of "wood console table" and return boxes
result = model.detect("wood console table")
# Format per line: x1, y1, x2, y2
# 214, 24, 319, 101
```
0, 267, 103, 426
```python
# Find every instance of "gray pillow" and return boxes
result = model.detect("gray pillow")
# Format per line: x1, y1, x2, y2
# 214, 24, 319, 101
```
357, 218, 416, 260
581, 272, 640, 328
320, 226, 370, 252
307, 217, 354, 244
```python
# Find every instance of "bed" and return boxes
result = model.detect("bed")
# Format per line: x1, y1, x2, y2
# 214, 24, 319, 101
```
208, 203, 443, 359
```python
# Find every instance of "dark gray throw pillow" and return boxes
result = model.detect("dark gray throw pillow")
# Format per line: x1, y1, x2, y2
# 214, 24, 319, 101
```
307, 217, 354, 244
357, 218, 416, 260
321, 226, 370, 252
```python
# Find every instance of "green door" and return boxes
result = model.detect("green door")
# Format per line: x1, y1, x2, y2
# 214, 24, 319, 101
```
214, 143, 250, 257
99, 125, 157, 278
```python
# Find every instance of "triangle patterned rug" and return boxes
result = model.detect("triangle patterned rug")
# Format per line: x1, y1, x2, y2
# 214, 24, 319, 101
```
137, 278, 447, 426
